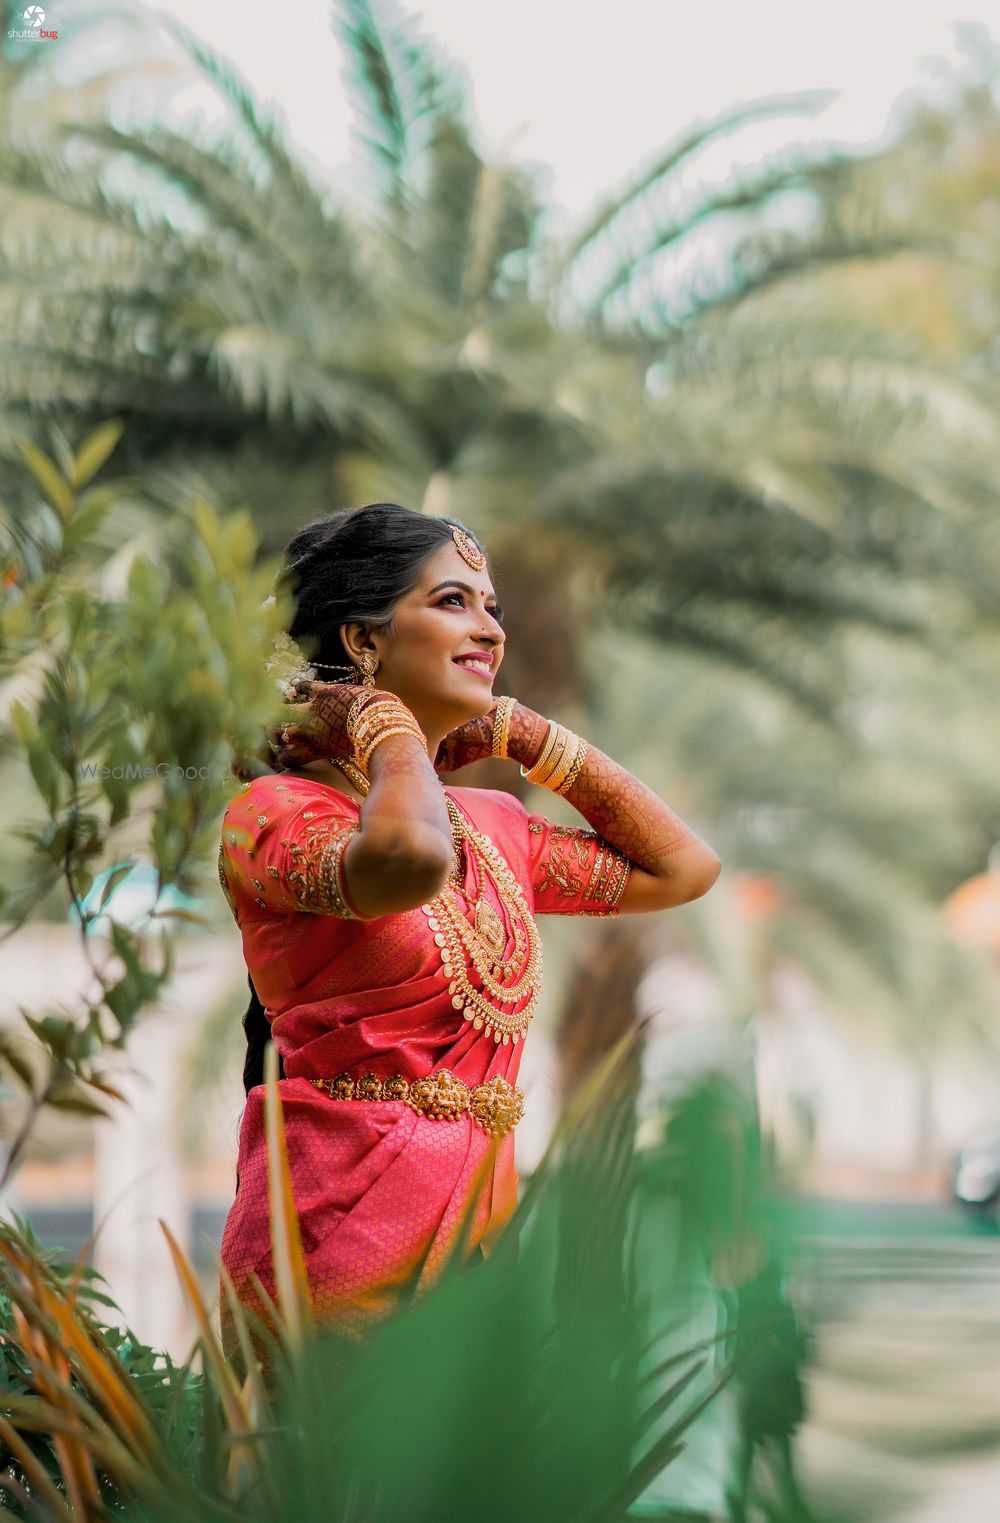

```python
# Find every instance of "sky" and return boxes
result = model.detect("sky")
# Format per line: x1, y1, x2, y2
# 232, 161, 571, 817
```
47, 0, 1000, 222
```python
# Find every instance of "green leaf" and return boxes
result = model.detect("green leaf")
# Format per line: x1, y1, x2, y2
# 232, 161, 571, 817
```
70, 420, 124, 490
20, 441, 73, 518
62, 492, 114, 554
25, 740, 63, 816
22, 1014, 73, 1062
0, 1035, 36, 1092
104, 973, 142, 1026
8, 699, 37, 749
126, 555, 167, 612
149, 907, 208, 925
98, 862, 136, 910
46, 1078, 112, 1118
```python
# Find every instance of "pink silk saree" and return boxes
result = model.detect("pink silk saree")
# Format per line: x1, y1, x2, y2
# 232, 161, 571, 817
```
217, 773, 631, 1358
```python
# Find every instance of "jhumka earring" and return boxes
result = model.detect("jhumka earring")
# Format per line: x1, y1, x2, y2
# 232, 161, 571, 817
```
355, 651, 379, 687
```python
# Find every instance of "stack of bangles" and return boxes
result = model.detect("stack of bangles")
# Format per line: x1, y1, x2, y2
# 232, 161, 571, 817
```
346, 693, 427, 772
491, 696, 588, 795
313, 696, 426, 922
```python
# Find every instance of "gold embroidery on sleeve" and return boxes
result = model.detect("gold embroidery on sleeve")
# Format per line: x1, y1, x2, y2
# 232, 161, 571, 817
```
532, 828, 596, 902
279, 818, 365, 919
532, 823, 632, 915
217, 844, 239, 922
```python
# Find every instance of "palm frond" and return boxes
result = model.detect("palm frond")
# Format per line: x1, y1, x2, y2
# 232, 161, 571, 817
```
334, 0, 462, 210
562, 89, 837, 272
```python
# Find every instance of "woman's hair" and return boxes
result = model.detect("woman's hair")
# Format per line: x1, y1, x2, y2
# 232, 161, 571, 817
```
240, 503, 489, 1097
282, 501, 491, 673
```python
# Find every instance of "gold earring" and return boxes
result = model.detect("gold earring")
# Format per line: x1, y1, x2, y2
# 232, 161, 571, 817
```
356, 651, 378, 687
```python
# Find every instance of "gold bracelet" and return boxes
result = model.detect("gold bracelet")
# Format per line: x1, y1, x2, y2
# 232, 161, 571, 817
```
553, 737, 589, 795
491, 695, 516, 759
519, 721, 559, 784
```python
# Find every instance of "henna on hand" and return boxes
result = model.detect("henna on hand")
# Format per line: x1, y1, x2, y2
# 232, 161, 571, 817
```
504, 702, 550, 769
506, 703, 703, 875
558, 744, 701, 871
268, 680, 402, 771
434, 710, 495, 772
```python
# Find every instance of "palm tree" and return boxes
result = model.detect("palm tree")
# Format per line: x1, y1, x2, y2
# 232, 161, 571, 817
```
2, 0, 999, 1159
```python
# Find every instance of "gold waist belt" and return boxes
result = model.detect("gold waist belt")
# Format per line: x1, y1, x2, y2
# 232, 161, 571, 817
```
308, 1067, 524, 1139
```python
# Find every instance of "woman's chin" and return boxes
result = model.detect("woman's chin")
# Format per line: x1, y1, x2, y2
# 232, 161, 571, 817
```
446, 673, 495, 714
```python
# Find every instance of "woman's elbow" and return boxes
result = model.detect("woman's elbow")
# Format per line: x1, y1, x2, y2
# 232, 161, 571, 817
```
351, 823, 454, 911
677, 851, 722, 903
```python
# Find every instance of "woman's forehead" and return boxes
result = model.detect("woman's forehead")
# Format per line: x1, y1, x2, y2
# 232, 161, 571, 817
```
418, 540, 495, 596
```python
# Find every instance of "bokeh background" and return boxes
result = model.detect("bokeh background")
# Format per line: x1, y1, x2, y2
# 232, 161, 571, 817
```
3, 1, 1000, 1518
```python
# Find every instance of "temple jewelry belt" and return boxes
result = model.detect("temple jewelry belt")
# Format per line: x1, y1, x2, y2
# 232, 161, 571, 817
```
307, 1068, 524, 1139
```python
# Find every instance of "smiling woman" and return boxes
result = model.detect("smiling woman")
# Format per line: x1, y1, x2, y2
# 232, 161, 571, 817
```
217, 502, 721, 1373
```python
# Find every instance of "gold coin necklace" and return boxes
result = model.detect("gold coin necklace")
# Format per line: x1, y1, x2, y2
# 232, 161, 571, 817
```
334, 759, 541, 1043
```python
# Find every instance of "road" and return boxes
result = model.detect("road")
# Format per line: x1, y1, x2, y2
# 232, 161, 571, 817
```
787, 1206, 1000, 1523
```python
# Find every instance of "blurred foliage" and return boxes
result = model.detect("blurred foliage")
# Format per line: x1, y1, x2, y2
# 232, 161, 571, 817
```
0, 1037, 808, 1523
0, 422, 286, 1181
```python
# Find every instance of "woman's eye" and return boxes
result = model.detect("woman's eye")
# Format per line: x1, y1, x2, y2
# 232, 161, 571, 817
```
438, 593, 504, 623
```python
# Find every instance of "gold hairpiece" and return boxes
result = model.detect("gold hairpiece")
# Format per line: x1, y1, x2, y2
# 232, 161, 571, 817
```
452, 526, 486, 571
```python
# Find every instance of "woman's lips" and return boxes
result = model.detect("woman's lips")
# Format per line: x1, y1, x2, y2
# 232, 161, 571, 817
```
453, 657, 494, 682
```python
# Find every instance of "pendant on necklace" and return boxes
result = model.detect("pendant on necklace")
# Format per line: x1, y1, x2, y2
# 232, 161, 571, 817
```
475, 897, 507, 958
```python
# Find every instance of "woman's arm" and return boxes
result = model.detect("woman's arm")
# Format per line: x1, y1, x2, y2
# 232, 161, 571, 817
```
506, 703, 722, 912
272, 682, 455, 917
344, 732, 455, 917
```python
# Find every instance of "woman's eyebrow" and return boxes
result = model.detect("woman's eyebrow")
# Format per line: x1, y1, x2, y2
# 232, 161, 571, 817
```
428, 579, 499, 600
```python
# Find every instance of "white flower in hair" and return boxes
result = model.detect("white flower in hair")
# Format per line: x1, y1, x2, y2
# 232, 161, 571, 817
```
264, 627, 315, 695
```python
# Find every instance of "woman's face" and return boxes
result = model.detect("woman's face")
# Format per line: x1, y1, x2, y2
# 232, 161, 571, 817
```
342, 540, 506, 729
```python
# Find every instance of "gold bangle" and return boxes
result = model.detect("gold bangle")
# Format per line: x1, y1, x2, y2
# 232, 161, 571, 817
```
531, 726, 570, 787
491, 695, 516, 759
356, 724, 423, 767
352, 707, 424, 746
519, 721, 558, 783
350, 698, 417, 741
358, 721, 426, 771
345, 691, 384, 747
530, 725, 575, 788
553, 737, 589, 795
350, 698, 425, 766
543, 729, 581, 792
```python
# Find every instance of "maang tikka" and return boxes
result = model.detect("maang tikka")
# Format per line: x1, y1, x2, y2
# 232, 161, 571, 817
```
451, 526, 486, 571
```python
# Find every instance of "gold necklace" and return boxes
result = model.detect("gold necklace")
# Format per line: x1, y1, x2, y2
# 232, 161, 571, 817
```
333, 759, 542, 1043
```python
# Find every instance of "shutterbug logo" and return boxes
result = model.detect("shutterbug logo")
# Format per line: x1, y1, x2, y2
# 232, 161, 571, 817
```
8, 4, 58, 38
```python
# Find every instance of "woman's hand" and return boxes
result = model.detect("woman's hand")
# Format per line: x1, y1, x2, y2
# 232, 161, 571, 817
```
268, 678, 387, 770
433, 705, 498, 773
434, 697, 552, 773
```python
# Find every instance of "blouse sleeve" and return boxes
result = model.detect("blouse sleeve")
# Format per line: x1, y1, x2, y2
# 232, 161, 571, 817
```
525, 811, 632, 916
219, 778, 365, 920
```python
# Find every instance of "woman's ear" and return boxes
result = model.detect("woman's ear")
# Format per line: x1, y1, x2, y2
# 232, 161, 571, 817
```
340, 621, 378, 662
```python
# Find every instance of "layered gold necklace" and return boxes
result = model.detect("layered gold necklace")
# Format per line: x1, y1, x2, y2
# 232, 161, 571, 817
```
334, 759, 541, 1044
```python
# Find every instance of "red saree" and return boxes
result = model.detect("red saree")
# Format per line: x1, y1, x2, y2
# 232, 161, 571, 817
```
217, 773, 631, 1357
